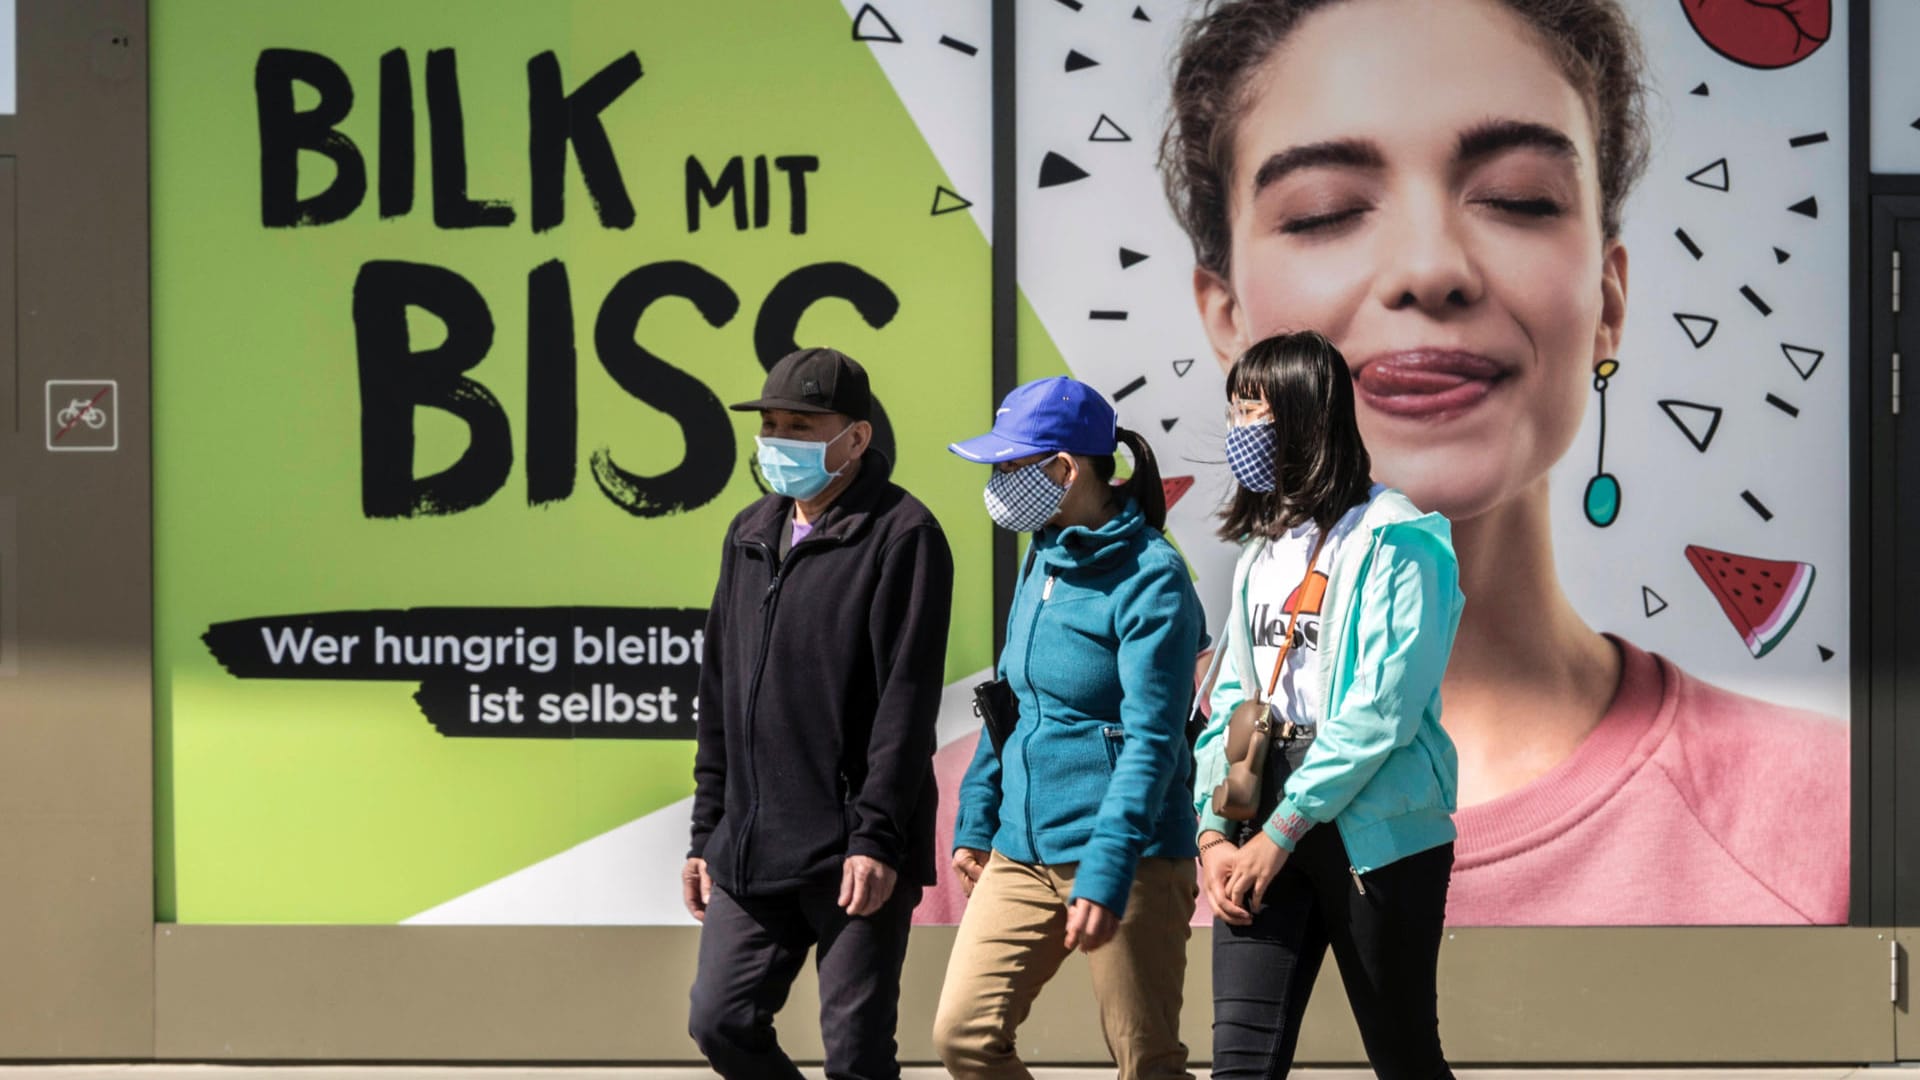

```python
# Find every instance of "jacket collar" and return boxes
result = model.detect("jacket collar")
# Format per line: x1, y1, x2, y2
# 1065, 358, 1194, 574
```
734, 450, 897, 551
1033, 498, 1147, 571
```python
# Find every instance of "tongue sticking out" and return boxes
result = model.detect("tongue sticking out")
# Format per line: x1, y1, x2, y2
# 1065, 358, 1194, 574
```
1354, 355, 1504, 418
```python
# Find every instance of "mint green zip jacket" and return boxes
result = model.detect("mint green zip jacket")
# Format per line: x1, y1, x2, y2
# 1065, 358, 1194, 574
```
1191, 488, 1464, 874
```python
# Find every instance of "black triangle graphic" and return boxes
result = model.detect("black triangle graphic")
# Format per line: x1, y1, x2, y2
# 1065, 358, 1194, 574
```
851, 4, 902, 43
1691, 83, 1710, 96
1819, 645, 1835, 662
1782, 343, 1824, 380
1788, 196, 1819, 218
1912, 117, 1920, 132
1686, 158, 1730, 192
1089, 114, 1132, 143
1161, 417, 1179, 432
1039, 151, 1090, 188
1674, 312, 1719, 349
1134, 5, 1152, 19
1643, 586, 1669, 618
1119, 247, 1149, 269
1172, 358, 1195, 377
930, 186, 972, 215
1774, 247, 1791, 264
1065, 49, 1099, 72
1658, 399, 1723, 452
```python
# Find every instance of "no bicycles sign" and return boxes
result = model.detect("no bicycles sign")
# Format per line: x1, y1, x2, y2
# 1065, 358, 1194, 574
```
45, 379, 118, 452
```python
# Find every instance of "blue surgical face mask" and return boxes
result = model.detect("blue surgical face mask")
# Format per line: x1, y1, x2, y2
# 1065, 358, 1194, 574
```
755, 424, 855, 499
1225, 421, 1278, 493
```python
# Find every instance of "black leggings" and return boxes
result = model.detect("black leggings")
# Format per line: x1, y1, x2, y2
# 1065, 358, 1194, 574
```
1210, 824, 1454, 1080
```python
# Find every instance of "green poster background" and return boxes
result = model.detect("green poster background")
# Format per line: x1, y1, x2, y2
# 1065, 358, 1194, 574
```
152, 0, 994, 923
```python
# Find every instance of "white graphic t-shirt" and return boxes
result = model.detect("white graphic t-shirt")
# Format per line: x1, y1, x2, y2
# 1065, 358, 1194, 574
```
1244, 485, 1383, 728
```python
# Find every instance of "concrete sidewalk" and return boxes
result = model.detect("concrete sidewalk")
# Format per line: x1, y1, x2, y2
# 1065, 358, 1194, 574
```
0, 1060, 1881, 1068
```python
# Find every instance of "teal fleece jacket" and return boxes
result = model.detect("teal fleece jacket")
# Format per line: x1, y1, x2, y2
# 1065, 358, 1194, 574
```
953, 499, 1205, 916
1192, 488, 1465, 874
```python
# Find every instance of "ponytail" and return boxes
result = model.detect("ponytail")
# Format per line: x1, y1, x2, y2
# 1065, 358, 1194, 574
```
1093, 427, 1168, 532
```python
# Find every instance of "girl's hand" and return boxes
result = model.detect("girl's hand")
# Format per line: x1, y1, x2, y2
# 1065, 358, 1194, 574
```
1199, 832, 1251, 926
1223, 831, 1289, 915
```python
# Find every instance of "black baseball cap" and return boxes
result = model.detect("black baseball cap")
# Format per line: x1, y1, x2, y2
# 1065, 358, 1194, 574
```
730, 347, 872, 421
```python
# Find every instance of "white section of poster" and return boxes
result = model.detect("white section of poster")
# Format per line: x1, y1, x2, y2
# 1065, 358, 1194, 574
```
841, 1, 993, 239
0, 0, 14, 115
1871, 0, 1920, 173
407, 673, 992, 925
1012, 1, 1244, 622
1558, 1, 1850, 718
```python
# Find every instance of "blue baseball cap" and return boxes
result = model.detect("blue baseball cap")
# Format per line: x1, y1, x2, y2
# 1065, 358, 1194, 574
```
949, 376, 1119, 462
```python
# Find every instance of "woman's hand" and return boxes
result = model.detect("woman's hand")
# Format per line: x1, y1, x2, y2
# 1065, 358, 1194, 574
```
952, 847, 989, 897
1065, 897, 1119, 952
1223, 831, 1289, 915
1199, 832, 1252, 926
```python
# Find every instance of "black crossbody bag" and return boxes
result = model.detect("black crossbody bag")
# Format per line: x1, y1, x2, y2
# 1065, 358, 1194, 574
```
972, 545, 1040, 755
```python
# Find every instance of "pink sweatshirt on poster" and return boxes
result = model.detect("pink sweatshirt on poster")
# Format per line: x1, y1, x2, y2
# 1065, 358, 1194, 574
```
916, 636, 1847, 927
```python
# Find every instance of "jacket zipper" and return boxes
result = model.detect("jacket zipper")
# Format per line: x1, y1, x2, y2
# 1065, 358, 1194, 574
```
1019, 567, 1054, 862
734, 538, 796, 889
1322, 528, 1385, 877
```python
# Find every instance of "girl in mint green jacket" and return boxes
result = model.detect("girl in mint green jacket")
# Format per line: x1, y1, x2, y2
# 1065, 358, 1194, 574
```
1192, 331, 1465, 1080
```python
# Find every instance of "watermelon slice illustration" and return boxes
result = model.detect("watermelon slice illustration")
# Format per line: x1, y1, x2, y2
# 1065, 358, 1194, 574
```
1163, 475, 1195, 511
1684, 545, 1815, 658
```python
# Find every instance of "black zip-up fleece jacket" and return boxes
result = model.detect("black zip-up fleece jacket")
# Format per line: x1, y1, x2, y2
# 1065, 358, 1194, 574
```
688, 453, 954, 895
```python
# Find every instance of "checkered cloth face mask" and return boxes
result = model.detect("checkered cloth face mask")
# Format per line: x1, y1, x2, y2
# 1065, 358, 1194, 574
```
984, 460, 1068, 532
1226, 421, 1278, 493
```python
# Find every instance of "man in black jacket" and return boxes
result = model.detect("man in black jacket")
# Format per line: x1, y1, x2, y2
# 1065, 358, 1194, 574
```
685, 347, 954, 1080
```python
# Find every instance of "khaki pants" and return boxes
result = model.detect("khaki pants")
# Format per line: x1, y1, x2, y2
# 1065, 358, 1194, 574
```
932, 851, 1197, 1080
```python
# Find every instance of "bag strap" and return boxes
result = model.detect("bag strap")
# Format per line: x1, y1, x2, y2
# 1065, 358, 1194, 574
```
1261, 530, 1328, 702
1186, 615, 1229, 734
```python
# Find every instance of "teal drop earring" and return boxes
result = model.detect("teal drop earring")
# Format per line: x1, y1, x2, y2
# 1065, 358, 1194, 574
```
1584, 359, 1621, 527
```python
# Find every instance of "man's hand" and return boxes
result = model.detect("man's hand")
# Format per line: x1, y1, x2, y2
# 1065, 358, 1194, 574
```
1065, 898, 1119, 952
839, 854, 898, 917
952, 847, 988, 897
1199, 832, 1251, 926
1223, 831, 1289, 916
681, 857, 713, 922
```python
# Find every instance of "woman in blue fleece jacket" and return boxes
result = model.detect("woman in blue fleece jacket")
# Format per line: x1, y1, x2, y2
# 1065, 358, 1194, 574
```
932, 377, 1205, 1080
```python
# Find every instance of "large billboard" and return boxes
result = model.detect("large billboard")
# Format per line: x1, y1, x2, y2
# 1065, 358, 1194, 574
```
157, 0, 1852, 928
152, 0, 996, 924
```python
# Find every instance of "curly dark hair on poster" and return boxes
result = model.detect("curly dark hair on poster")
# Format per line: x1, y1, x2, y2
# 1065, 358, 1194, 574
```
1160, 0, 1651, 279
1217, 330, 1374, 541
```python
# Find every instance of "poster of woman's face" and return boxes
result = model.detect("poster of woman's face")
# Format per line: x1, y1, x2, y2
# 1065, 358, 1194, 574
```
924, 0, 1848, 927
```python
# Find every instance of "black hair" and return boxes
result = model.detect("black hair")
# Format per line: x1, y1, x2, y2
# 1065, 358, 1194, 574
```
1217, 330, 1373, 540
1091, 427, 1169, 532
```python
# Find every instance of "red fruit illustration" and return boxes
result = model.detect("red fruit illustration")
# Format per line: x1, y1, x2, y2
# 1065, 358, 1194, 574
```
1681, 0, 1829, 70
1162, 475, 1195, 511
1684, 544, 1815, 658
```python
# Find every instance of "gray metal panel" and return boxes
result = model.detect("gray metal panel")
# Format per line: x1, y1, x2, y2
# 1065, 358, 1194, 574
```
0, 0, 152, 1058
1436, 928, 1892, 1063
156, 925, 1891, 1064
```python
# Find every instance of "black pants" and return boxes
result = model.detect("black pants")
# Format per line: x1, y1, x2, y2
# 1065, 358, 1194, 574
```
689, 880, 921, 1080
1210, 824, 1454, 1080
